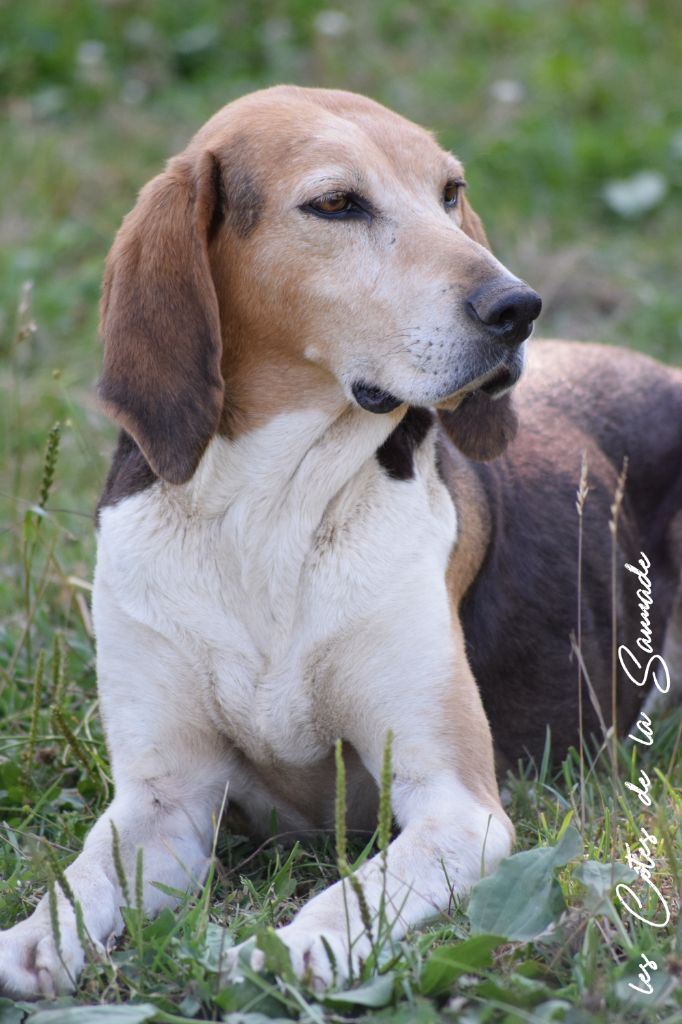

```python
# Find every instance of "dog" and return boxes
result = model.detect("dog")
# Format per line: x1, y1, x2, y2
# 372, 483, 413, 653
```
1, 85, 680, 999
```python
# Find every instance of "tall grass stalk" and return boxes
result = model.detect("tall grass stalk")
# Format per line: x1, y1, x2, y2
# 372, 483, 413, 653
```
334, 738, 352, 982
111, 820, 131, 907
377, 729, 393, 941
11, 421, 62, 680
576, 453, 589, 832
51, 630, 65, 706
45, 843, 96, 967
23, 648, 45, 784
38, 422, 61, 511
10, 281, 37, 502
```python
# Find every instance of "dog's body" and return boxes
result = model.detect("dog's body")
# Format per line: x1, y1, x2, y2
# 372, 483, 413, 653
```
455, 339, 682, 766
1, 86, 680, 998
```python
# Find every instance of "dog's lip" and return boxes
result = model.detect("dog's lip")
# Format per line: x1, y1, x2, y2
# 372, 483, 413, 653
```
352, 358, 521, 414
351, 381, 403, 414
434, 360, 522, 411
463, 359, 522, 400
476, 364, 515, 398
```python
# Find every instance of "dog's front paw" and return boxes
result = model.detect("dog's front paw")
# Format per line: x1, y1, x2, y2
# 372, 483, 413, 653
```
0, 915, 87, 999
229, 923, 371, 992
276, 922, 363, 990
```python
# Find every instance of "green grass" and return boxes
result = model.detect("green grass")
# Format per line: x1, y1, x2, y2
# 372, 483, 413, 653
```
1, 1, 681, 1021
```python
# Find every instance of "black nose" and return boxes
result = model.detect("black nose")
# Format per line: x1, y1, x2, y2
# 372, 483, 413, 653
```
466, 283, 542, 345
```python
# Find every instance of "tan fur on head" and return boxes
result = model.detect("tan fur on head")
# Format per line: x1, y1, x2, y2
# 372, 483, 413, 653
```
99, 86, 534, 481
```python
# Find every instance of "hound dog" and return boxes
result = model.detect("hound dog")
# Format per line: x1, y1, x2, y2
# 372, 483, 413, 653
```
1, 86, 680, 998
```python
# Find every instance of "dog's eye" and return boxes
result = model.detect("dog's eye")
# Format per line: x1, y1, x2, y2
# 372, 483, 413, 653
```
302, 191, 371, 221
311, 192, 354, 215
443, 181, 463, 209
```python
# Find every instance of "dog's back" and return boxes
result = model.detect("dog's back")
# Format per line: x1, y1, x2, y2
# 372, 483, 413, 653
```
446, 340, 682, 764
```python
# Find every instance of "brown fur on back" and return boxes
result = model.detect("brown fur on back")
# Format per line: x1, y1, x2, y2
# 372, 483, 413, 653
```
439, 340, 682, 763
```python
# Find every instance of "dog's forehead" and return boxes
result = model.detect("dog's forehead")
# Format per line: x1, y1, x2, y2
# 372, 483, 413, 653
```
196, 86, 463, 191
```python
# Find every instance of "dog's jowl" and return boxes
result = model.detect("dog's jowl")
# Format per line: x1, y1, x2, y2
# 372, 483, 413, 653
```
1, 86, 680, 998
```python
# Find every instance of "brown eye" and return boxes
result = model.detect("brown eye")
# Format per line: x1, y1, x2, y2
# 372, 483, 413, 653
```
311, 192, 353, 214
443, 181, 463, 208
301, 191, 372, 222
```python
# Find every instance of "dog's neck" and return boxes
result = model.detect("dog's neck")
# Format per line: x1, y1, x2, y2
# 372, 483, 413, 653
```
179, 404, 398, 518
151, 404, 401, 637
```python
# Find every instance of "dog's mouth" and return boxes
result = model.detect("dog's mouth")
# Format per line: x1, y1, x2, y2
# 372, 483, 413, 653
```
352, 357, 522, 414
351, 381, 403, 414
455, 351, 525, 401
474, 363, 516, 398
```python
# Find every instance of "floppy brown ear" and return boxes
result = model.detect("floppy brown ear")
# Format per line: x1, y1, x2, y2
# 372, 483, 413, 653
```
459, 194, 490, 250
99, 150, 224, 484
438, 390, 518, 461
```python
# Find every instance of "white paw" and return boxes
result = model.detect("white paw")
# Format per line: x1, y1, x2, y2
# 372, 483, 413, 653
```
276, 922, 363, 989
0, 914, 87, 999
229, 924, 371, 991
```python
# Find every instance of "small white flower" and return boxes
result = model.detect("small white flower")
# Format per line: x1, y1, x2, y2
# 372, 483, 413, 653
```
602, 171, 668, 218
490, 79, 525, 104
314, 10, 350, 37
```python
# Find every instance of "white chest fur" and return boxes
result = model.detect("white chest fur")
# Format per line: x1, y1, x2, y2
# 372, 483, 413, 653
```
94, 409, 457, 776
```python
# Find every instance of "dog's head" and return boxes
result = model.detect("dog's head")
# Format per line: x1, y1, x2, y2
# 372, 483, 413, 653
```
100, 86, 541, 483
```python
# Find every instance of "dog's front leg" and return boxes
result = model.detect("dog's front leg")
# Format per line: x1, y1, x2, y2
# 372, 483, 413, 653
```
266, 616, 513, 987
0, 605, 229, 999
0, 779, 222, 998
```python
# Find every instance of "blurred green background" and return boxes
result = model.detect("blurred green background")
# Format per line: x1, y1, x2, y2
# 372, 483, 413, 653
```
1, 0, 681, 543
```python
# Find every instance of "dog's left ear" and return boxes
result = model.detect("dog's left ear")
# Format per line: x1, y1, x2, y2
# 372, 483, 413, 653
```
459, 193, 490, 250
438, 390, 518, 461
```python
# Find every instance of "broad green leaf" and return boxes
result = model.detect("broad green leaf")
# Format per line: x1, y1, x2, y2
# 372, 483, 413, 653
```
0, 999, 26, 1024
324, 971, 395, 1008
30, 1006, 157, 1024
420, 934, 503, 996
468, 826, 582, 941
614, 968, 678, 1008
358, 999, 442, 1023
574, 859, 636, 918
215, 978, 285, 1018
141, 906, 175, 940
474, 972, 564, 1010
199, 921, 234, 971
